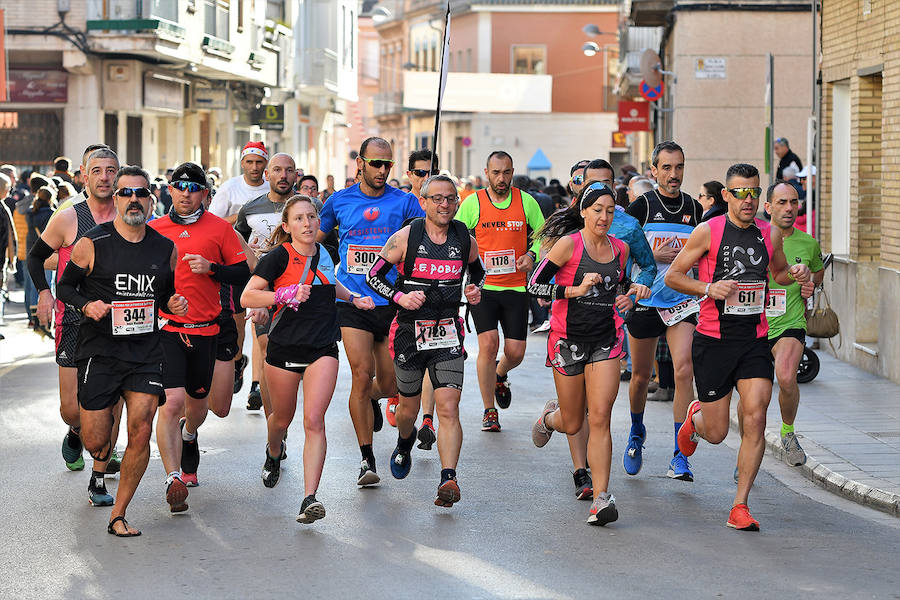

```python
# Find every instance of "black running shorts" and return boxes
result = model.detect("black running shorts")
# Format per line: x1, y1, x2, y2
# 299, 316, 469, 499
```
768, 327, 805, 350
160, 329, 217, 398
265, 340, 339, 374
546, 328, 625, 376
216, 314, 240, 362
253, 307, 275, 338
627, 305, 697, 340
692, 333, 774, 402
469, 289, 529, 340
55, 323, 78, 368
77, 355, 164, 411
389, 317, 466, 396
338, 302, 396, 343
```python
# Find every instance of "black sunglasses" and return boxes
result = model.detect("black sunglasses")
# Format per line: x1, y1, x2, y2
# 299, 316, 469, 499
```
171, 181, 205, 193
115, 187, 152, 198
411, 169, 440, 178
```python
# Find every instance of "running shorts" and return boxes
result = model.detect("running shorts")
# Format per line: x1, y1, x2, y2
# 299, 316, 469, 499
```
338, 303, 396, 343
389, 317, 466, 396
768, 327, 805, 350
55, 323, 78, 368
216, 314, 240, 362
160, 329, 217, 398
254, 307, 275, 338
77, 355, 164, 411
265, 340, 339, 374
692, 333, 774, 402
546, 328, 625, 376
469, 289, 529, 340
627, 305, 698, 340
231, 284, 245, 315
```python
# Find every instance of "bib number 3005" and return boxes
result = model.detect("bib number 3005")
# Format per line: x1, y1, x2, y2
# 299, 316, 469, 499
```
346, 244, 382, 275
415, 318, 459, 351
111, 299, 155, 336
724, 281, 766, 315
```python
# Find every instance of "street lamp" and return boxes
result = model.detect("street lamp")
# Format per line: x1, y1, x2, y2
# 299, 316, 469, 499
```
582, 24, 616, 37
583, 42, 600, 57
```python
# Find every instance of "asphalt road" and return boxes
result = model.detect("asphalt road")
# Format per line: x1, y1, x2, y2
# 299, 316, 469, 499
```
1, 328, 898, 600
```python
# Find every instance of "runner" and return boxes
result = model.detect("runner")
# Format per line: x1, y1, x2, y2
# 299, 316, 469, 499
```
27, 147, 121, 505
316, 137, 424, 486
623, 141, 704, 481
365, 175, 484, 506
149, 162, 250, 512
242, 195, 375, 523
455, 150, 545, 432
208, 141, 270, 410
528, 183, 650, 525
56, 165, 186, 536
666, 163, 811, 531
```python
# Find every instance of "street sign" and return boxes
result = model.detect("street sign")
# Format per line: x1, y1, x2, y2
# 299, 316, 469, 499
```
639, 80, 664, 102
695, 57, 726, 79
618, 101, 650, 132
256, 105, 284, 130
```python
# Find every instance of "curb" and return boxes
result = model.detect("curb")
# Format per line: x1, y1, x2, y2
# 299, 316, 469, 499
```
728, 413, 900, 518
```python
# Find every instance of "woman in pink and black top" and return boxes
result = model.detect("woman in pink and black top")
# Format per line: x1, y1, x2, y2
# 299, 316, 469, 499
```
528, 183, 649, 527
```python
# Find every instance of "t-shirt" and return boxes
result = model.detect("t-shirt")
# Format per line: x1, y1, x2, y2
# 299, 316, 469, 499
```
208, 175, 270, 219
767, 228, 823, 338
318, 183, 424, 304
150, 211, 246, 335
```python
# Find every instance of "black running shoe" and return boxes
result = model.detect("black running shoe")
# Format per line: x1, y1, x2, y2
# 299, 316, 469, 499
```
357, 459, 380, 486
296, 494, 326, 524
233, 355, 249, 394
247, 385, 262, 411
180, 418, 200, 481
494, 376, 512, 409
371, 397, 383, 433
574, 468, 593, 501
417, 417, 436, 450
88, 474, 114, 506
262, 444, 283, 488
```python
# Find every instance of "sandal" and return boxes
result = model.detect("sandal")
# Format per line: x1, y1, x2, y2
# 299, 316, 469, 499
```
107, 515, 141, 537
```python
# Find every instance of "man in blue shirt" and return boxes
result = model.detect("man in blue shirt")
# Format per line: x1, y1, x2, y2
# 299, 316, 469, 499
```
317, 137, 424, 487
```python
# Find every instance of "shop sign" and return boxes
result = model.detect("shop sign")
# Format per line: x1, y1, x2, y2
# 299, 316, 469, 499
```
617, 101, 650, 132
7, 70, 68, 103
256, 105, 284, 130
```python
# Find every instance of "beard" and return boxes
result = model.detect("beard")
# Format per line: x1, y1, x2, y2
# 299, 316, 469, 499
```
122, 203, 147, 226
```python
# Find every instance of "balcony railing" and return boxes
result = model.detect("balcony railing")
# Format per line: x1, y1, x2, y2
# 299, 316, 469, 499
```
86, 0, 185, 40
298, 48, 339, 91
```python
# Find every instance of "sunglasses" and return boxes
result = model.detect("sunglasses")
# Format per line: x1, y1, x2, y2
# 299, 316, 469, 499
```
426, 194, 458, 206
571, 174, 584, 186
360, 157, 395, 170
115, 187, 152, 198
171, 180, 205, 193
728, 187, 762, 200
411, 169, 439, 178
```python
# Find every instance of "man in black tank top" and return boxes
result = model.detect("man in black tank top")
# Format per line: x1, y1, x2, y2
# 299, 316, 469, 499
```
57, 166, 187, 537
366, 176, 486, 507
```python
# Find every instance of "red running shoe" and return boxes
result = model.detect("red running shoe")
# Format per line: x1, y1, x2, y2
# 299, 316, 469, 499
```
434, 478, 461, 507
385, 396, 399, 428
677, 400, 702, 457
727, 503, 760, 531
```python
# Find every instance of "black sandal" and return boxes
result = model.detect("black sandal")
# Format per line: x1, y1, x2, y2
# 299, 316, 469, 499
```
107, 515, 141, 537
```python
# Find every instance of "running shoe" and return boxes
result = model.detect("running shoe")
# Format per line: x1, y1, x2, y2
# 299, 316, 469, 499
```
62, 429, 85, 471
233, 355, 249, 394
781, 432, 807, 466
726, 503, 760, 531
165, 474, 189, 513
434, 477, 461, 507
573, 468, 593, 501
296, 494, 326, 524
386, 396, 400, 428
105, 448, 122, 475
262, 444, 284, 488
417, 417, 436, 450
647, 379, 659, 394
623, 428, 646, 476
677, 400, 702, 457
531, 399, 558, 448
620, 369, 632, 382
494, 376, 512, 409
180, 418, 200, 487
247, 385, 262, 411
531, 319, 551, 333
357, 459, 380, 487
481, 408, 501, 432
587, 493, 618, 526
666, 452, 694, 482
390, 444, 413, 479
372, 397, 384, 433
88, 474, 114, 507
647, 387, 674, 402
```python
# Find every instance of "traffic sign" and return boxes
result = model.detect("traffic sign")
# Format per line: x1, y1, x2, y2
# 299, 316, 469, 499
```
639, 80, 664, 102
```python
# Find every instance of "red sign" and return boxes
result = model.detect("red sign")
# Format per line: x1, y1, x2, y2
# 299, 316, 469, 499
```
639, 79, 664, 102
618, 101, 650, 132
6, 70, 68, 103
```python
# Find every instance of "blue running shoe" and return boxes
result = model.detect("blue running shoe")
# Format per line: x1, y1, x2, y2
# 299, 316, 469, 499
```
390, 445, 412, 479
623, 428, 646, 476
88, 474, 114, 507
666, 452, 694, 482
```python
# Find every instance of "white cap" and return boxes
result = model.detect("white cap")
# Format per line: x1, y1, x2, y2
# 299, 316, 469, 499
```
797, 165, 817, 177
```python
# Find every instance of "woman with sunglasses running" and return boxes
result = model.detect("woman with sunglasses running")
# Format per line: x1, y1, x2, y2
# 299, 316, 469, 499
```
528, 184, 650, 526
242, 195, 375, 524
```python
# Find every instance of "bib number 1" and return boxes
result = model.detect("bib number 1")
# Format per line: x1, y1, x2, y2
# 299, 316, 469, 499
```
766, 288, 786, 318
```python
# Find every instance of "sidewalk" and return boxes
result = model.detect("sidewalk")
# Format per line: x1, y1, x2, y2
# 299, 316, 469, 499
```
731, 348, 900, 517
0, 289, 56, 369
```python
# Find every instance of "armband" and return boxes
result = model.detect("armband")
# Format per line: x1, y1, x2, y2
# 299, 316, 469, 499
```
27, 237, 55, 292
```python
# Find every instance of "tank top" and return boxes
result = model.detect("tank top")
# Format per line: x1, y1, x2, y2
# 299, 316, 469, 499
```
550, 232, 627, 341
56, 201, 98, 326
396, 223, 465, 325
473, 187, 528, 288
697, 216, 774, 340
75, 222, 175, 362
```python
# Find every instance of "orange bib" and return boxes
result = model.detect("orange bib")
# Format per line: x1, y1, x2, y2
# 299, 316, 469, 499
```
474, 187, 528, 288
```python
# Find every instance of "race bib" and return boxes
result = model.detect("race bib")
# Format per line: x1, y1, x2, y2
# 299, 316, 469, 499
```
724, 281, 766, 315
346, 244, 382, 275
766, 288, 786, 318
111, 299, 154, 336
484, 249, 516, 275
657, 298, 700, 326
415, 318, 459, 351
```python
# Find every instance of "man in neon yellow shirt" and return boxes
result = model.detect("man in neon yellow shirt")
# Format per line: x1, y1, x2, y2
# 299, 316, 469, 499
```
455, 151, 544, 432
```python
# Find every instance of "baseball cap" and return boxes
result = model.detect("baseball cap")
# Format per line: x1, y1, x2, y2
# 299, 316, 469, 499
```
170, 162, 208, 188
570, 160, 590, 177
796, 165, 816, 177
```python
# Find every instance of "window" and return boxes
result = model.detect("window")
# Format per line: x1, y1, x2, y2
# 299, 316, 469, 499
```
512, 45, 546, 75
149, 0, 178, 22
266, 0, 286, 23
204, 0, 230, 40
830, 82, 851, 255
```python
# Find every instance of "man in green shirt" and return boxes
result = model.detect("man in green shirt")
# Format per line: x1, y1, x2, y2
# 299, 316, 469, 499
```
764, 181, 824, 467
455, 151, 545, 432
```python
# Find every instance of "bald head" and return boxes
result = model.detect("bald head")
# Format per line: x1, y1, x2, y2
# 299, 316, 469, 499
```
266, 153, 298, 198
628, 177, 654, 203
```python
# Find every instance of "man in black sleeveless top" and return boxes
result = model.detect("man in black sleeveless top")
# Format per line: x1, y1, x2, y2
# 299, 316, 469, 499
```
57, 166, 187, 537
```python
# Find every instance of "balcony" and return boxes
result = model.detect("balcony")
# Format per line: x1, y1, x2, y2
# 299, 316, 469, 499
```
373, 91, 403, 118
86, 0, 185, 41
298, 48, 339, 93
615, 26, 662, 97
627, 0, 674, 27
402, 72, 551, 114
